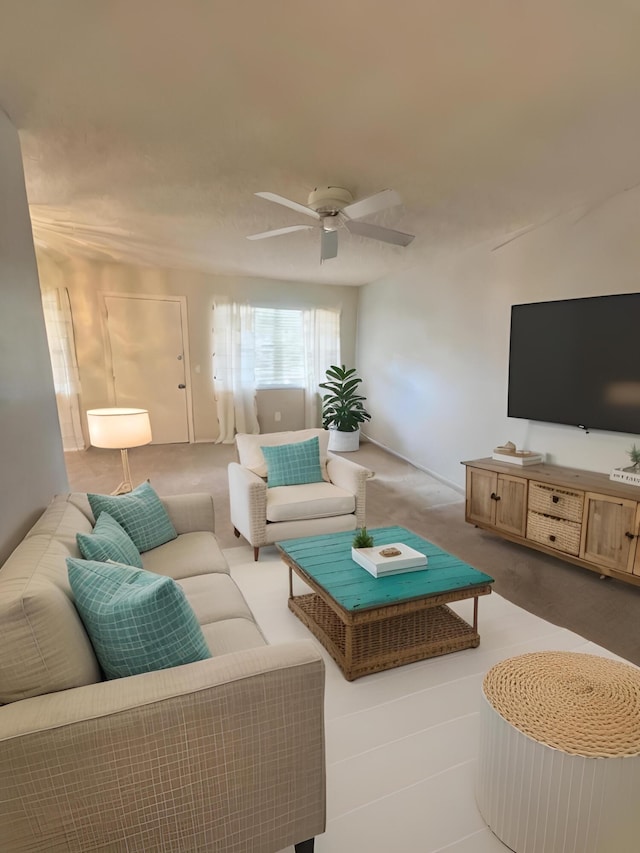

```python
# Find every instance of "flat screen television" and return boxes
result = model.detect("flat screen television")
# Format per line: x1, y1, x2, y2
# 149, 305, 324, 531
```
508, 293, 640, 436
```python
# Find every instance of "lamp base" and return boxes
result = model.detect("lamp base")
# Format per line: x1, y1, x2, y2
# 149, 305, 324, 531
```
111, 481, 133, 496
110, 449, 134, 495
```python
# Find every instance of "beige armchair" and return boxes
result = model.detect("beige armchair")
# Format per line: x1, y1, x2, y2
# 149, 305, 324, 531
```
229, 428, 373, 560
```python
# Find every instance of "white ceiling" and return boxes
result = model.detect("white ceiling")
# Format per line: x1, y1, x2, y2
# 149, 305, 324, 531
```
2, 1, 640, 286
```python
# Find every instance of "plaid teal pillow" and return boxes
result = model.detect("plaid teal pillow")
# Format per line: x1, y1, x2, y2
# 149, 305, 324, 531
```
261, 436, 324, 488
67, 558, 211, 679
76, 511, 143, 568
87, 481, 177, 553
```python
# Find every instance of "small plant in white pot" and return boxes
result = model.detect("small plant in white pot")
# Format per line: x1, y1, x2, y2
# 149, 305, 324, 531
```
352, 527, 374, 549
319, 364, 371, 452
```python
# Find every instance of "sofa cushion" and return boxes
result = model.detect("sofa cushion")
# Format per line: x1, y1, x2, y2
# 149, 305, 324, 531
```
236, 428, 330, 481
266, 482, 355, 522
200, 618, 267, 656
0, 535, 102, 703
67, 558, 211, 679
25, 493, 94, 548
77, 512, 143, 568
87, 482, 177, 553
141, 531, 229, 579
262, 436, 324, 488
179, 573, 257, 624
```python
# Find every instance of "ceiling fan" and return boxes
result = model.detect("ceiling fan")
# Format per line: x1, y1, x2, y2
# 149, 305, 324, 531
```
247, 186, 415, 262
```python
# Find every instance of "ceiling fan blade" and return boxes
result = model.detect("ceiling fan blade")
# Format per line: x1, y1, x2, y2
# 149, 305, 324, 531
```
341, 189, 402, 220
320, 228, 338, 262
345, 219, 415, 247
247, 225, 314, 241
255, 192, 320, 219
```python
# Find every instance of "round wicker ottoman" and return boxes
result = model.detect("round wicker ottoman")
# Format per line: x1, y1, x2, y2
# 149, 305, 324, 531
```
476, 651, 640, 853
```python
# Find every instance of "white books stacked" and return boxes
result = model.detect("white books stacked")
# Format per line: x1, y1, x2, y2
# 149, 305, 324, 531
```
491, 451, 545, 466
351, 543, 428, 578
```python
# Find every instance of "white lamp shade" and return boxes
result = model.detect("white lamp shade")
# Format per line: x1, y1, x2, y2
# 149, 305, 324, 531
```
86, 408, 152, 449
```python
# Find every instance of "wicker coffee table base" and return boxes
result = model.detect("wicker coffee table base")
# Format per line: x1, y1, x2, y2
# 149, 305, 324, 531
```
288, 587, 488, 681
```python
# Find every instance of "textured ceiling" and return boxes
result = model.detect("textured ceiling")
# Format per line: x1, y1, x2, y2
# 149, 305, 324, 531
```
2, 1, 640, 285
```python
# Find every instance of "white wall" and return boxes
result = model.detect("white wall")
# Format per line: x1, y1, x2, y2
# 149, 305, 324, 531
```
37, 255, 359, 443
358, 186, 640, 489
0, 110, 68, 563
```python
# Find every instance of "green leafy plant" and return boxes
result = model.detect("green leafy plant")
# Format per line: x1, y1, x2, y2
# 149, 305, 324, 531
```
352, 527, 374, 549
627, 443, 640, 469
319, 364, 371, 433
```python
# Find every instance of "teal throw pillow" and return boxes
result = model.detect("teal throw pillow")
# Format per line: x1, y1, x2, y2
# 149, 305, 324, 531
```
87, 481, 177, 553
261, 436, 324, 488
67, 558, 211, 679
76, 511, 143, 568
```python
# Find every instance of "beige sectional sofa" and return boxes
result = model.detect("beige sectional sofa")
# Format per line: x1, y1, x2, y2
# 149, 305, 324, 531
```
0, 491, 325, 852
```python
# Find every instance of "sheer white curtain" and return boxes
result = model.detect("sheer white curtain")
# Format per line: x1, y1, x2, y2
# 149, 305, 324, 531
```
303, 308, 341, 428
41, 287, 85, 451
212, 301, 260, 443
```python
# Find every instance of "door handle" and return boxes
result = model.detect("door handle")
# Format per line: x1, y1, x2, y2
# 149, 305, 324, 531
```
178, 383, 186, 389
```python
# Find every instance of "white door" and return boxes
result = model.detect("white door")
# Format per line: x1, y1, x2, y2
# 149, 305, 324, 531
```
104, 295, 191, 444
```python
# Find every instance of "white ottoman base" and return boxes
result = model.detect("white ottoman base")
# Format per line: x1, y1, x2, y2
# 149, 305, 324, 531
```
476, 692, 640, 853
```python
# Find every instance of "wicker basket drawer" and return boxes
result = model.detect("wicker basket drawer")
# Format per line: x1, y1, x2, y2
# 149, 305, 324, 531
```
526, 511, 581, 556
528, 482, 584, 522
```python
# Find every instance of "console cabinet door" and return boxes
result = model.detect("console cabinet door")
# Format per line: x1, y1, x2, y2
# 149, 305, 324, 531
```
466, 468, 527, 536
580, 492, 638, 574
466, 468, 497, 526
632, 505, 640, 576
494, 474, 528, 537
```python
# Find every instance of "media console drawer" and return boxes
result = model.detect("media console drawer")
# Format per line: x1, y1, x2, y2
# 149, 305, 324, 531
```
527, 482, 583, 523
526, 511, 581, 556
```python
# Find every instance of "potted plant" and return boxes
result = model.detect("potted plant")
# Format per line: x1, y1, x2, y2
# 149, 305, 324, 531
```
352, 527, 374, 549
624, 443, 640, 472
319, 364, 371, 451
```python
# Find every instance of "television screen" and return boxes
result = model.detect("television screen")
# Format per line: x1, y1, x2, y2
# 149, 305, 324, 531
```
508, 293, 640, 435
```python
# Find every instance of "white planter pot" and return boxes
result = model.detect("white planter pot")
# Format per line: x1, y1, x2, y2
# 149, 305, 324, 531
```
327, 427, 360, 452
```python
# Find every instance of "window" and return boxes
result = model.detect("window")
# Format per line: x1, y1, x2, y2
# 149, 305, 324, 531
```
253, 307, 306, 388
212, 300, 340, 440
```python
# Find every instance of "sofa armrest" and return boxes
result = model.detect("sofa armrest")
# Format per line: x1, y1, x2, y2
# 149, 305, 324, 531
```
160, 492, 216, 534
326, 454, 374, 527
0, 641, 326, 853
228, 462, 269, 547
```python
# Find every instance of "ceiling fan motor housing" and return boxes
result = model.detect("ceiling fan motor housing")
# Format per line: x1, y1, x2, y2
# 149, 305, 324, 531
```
308, 186, 354, 214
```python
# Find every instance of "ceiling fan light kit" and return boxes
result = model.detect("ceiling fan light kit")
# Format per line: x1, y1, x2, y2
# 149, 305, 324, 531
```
248, 185, 415, 263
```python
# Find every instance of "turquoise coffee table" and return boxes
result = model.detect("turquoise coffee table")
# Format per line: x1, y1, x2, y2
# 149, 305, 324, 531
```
276, 526, 494, 680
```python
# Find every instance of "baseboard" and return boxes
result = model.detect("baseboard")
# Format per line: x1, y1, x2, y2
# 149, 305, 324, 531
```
361, 434, 464, 495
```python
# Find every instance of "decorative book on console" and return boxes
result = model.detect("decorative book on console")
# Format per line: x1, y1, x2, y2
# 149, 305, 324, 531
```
491, 441, 544, 466
351, 543, 428, 578
610, 468, 640, 487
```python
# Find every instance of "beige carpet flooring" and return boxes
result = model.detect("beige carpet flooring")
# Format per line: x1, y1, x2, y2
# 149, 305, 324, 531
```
65, 439, 640, 666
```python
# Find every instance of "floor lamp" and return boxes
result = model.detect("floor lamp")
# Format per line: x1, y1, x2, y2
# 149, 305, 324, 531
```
86, 408, 153, 495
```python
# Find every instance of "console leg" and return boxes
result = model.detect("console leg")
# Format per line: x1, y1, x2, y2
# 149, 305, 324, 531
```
253, 546, 260, 561
294, 839, 314, 853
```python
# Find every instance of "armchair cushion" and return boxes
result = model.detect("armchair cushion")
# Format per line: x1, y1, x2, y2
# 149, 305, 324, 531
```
87, 481, 177, 553
236, 428, 330, 481
266, 482, 355, 522
261, 436, 324, 488
76, 511, 143, 568
67, 558, 211, 679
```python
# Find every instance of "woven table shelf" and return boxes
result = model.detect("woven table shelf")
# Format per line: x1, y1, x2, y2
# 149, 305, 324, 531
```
290, 593, 479, 680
